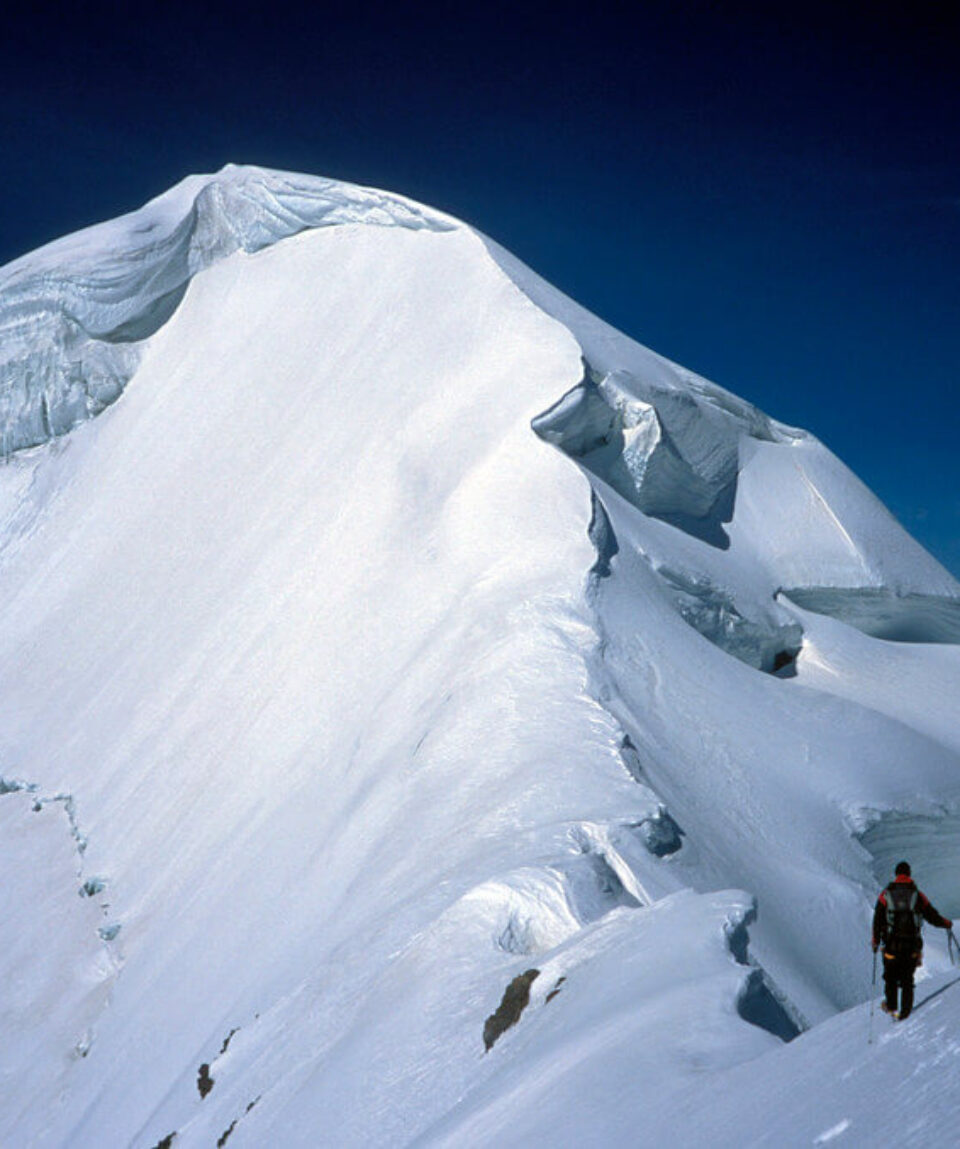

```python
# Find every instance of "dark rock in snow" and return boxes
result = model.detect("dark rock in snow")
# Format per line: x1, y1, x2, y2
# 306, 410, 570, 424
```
545, 976, 567, 1003
217, 1118, 238, 1147
197, 1062, 214, 1099
484, 969, 540, 1051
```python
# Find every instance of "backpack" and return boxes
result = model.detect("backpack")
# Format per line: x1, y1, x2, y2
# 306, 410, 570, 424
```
885, 882, 923, 951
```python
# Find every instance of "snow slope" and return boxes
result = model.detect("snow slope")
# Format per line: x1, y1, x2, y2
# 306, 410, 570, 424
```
424, 964, 960, 1147
1, 166, 958, 1148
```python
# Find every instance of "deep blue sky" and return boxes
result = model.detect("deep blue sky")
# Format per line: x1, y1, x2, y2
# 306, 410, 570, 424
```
2, 3, 957, 574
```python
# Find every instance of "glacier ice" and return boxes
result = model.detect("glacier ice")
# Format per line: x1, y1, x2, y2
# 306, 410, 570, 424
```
532, 361, 789, 550
782, 585, 960, 643
0, 165, 453, 455
656, 564, 804, 672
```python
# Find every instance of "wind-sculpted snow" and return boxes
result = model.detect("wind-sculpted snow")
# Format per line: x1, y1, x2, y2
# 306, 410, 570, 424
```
426, 961, 960, 1146
532, 361, 788, 550
0, 165, 453, 455
2, 169, 960, 1147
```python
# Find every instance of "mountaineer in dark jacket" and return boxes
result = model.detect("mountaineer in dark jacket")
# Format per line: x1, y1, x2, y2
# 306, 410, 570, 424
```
872, 860, 952, 1020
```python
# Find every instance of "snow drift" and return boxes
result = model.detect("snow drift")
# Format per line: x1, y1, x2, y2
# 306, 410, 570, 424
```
1, 165, 958, 1148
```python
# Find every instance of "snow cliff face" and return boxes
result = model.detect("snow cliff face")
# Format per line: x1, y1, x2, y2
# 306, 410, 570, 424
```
1, 166, 959, 1148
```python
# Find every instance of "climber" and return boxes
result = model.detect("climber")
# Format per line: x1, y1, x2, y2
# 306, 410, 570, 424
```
872, 860, 952, 1020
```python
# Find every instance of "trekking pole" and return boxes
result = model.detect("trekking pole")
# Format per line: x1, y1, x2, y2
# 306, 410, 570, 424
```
868, 947, 877, 1045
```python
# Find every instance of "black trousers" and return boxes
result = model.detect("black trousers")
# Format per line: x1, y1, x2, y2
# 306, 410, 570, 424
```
883, 951, 919, 1018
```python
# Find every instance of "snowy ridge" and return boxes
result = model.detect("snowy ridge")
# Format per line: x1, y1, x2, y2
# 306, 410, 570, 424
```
424, 965, 960, 1147
1, 169, 959, 1147
0, 165, 453, 454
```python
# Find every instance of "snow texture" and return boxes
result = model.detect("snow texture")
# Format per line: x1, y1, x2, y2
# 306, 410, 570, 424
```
0, 164, 958, 1147
0, 165, 451, 454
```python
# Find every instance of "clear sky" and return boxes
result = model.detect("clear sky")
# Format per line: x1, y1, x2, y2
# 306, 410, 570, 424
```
2, 3, 957, 575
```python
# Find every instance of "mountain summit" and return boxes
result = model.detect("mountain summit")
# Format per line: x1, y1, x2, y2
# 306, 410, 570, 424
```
2, 166, 959, 1147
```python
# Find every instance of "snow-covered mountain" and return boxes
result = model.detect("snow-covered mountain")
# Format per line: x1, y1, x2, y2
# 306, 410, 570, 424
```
2, 165, 959, 1148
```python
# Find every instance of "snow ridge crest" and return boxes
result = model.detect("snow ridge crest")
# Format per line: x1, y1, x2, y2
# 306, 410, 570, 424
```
0, 165, 455, 456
